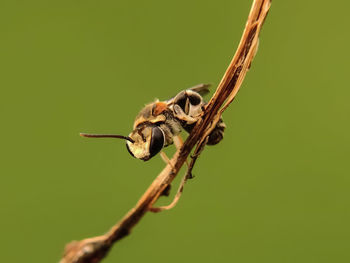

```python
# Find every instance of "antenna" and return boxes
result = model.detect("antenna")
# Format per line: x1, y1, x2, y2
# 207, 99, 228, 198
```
80, 133, 135, 143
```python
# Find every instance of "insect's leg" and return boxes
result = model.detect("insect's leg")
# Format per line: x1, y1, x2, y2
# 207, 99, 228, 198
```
149, 136, 191, 213
173, 135, 190, 169
173, 135, 183, 150
160, 151, 174, 169
149, 169, 188, 212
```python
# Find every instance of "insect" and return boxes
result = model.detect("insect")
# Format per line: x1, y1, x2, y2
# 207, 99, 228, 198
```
80, 84, 225, 161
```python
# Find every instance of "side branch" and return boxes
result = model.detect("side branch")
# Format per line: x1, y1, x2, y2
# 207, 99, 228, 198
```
60, 1, 271, 262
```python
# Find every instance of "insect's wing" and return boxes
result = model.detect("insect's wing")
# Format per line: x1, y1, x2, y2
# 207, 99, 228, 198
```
166, 83, 211, 105
189, 83, 211, 97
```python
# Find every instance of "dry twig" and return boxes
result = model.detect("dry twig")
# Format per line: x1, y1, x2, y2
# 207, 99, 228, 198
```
60, 1, 271, 262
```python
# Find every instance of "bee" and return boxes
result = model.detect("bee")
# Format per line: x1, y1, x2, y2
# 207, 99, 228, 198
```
80, 84, 225, 161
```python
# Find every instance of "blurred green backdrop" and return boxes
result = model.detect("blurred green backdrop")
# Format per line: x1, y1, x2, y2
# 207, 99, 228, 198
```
1, 1, 349, 262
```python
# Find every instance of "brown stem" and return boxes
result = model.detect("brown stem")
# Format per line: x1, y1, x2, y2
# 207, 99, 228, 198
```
59, 1, 271, 262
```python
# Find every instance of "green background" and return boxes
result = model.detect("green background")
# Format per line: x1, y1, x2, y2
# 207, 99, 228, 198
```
1, 1, 349, 262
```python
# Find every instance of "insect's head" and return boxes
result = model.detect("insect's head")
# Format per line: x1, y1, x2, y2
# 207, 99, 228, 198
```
126, 124, 165, 161
80, 124, 165, 161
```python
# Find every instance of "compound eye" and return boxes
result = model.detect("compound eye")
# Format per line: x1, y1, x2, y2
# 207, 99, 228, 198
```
149, 126, 165, 159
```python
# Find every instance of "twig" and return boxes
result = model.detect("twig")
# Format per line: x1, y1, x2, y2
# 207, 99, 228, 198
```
59, 1, 271, 262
